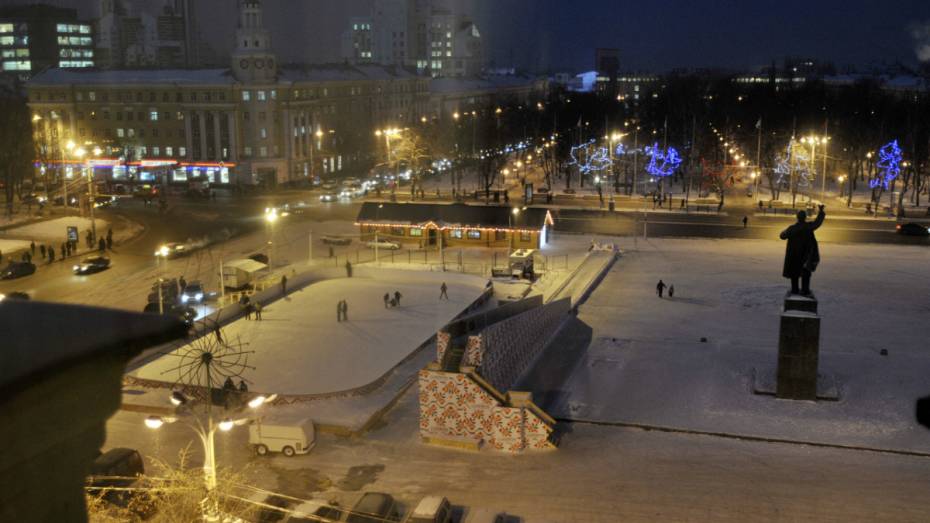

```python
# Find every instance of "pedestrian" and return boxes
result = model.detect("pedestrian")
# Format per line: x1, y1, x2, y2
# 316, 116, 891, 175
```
86, 231, 93, 249
439, 282, 448, 300
240, 295, 252, 319
254, 301, 263, 320
668, 285, 675, 298
680, 198, 685, 209
394, 290, 402, 307
61, 242, 67, 259
179, 276, 187, 291
383, 293, 390, 308
390, 297, 398, 308
742, 216, 748, 228
30, 241, 35, 257
336, 300, 342, 322
98, 238, 106, 253
345, 260, 353, 278
280, 274, 288, 295
40, 244, 46, 259
656, 279, 666, 298
329, 246, 334, 258
223, 377, 236, 390
341, 300, 348, 321
48, 246, 55, 263
238, 380, 248, 392
106, 230, 113, 250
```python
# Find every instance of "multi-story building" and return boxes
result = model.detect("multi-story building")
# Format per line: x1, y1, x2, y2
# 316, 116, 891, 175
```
27, 0, 429, 188
366, 0, 483, 77
0, 4, 94, 80
96, 0, 206, 70
340, 17, 373, 64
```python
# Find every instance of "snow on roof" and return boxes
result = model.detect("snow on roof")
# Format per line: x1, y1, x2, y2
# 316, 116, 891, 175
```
280, 63, 419, 83
28, 68, 235, 86
413, 496, 447, 516
356, 202, 551, 230
430, 75, 541, 94
224, 259, 267, 272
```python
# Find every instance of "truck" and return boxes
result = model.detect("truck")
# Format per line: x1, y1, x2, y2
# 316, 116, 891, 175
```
508, 249, 536, 279
249, 419, 316, 457
222, 258, 268, 290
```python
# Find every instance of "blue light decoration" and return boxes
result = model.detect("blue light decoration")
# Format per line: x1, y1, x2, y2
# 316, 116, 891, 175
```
614, 142, 626, 157
870, 140, 902, 190
568, 140, 613, 176
644, 143, 682, 177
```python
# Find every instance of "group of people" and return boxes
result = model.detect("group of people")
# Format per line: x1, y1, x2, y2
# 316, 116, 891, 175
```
656, 279, 675, 299
8, 228, 114, 266
238, 294, 264, 320
383, 290, 403, 308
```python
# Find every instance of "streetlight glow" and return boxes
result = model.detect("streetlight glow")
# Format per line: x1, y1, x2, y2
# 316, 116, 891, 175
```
218, 419, 234, 432
144, 416, 164, 429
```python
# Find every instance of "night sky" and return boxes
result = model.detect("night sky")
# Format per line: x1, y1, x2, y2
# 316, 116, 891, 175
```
57, 0, 930, 72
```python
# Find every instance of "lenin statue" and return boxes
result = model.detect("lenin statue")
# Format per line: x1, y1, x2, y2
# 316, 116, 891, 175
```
780, 205, 826, 296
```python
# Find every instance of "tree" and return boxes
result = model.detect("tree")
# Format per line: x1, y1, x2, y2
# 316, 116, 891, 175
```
0, 91, 35, 218
392, 129, 431, 195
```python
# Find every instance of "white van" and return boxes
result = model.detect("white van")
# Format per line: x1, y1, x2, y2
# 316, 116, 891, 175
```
249, 419, 316, 457
404, 496, 452, 523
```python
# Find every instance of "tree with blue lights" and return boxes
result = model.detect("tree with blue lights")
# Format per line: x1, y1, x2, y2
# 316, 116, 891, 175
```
644, 143, 682, 178
869, 140, 902, 191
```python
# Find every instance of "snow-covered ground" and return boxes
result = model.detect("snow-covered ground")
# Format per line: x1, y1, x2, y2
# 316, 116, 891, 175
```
543, 237, 930, 452
132, 268, 487, 395
0, 239, 31, 257
1, 216, 108, 242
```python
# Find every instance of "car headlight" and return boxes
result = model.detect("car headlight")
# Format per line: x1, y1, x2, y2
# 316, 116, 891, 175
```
72, 265, 80, 271
195, 293, 203, 300
181, 294, 189, 303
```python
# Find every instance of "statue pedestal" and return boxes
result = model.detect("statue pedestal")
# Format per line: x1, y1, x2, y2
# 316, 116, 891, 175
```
776, 293, 820, 400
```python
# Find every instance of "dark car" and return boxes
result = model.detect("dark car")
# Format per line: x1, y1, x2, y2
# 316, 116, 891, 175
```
73, 255, 111, 275
52, 195, 80, 207
248, 253, 269, 264
180, 281, 205, 304
1, 262, 36, 280
0, 291, 30, 301
88, 448, 154, 516
143, 302, 197, 326
94, 195, 117, 208
347, 492, 401, 523
896, 222, 930, 237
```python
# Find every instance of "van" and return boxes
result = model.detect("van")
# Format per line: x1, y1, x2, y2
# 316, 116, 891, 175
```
404, 496, 452, 523
249, 419, 316, 457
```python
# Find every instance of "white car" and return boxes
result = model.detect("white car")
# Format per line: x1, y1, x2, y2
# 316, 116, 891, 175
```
319, 191, 339, 202
366, 238, 401, 250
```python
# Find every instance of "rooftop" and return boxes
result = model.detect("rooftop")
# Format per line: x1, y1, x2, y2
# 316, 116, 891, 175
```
356, 202, 553, 230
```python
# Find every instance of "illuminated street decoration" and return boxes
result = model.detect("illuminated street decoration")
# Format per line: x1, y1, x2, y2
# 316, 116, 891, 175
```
870, 140, 902, 190
568, 140, 614, 176
614, 143, 626, 156
644, 143, 681, 177
774, 140, 812, 188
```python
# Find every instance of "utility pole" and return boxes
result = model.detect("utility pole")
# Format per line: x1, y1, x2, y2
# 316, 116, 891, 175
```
756, 117, 762, 200
821, 119, 829, 203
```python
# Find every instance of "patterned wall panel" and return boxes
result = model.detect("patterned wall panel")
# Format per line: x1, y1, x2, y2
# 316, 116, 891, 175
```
463, 335, 484, 367
418, 369, 556, 453
436, 331, 451, 363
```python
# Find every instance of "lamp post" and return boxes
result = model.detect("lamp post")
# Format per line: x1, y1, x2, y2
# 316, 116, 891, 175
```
145, 392, 275, 520
264, 207, 278, 268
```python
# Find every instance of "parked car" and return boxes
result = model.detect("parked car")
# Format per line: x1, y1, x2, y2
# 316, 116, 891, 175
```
366, 239, 401, 250
143, 302, 196, 326
322, 235, 352, 246
286, 499, 346, 522
248, 252, 269, 265
249, 420, 316, 457
404, 496, 452, 523
73, 256, 111, 275
347, 493, 401, 523
180, 280, 205, 304
0, 291, 30, 301
1, 262, 36, 280
53, 195, 80, 207
896, 222, 930, 237
87, 448, 151, 514
320, 191, 339, 202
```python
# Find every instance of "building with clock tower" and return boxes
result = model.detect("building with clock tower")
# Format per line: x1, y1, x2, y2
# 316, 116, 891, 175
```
232, 0, 276, 83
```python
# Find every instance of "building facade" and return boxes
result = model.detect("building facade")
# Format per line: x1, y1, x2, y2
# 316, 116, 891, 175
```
0, 5, 94, 80
96, 0, 207, 70
27, 0, 430, 188
340, 17, 373, 64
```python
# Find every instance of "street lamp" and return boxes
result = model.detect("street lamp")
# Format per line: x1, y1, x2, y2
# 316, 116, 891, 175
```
265, 207, 278, 268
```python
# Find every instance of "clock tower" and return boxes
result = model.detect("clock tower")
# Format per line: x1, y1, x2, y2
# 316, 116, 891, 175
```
231, 0, 277, 83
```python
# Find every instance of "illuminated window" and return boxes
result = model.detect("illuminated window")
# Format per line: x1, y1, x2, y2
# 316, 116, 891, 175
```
150, 111, 158, 121
179, 147, 186, 156
260, 127, 267, 139
520, 231, 531, 241
451, 229, 463, 239
152, 146, 160, 156
257, 90, 266, 101
259, 146, 267, 157
116, 128, 124, 137
409, 228, 422, 237
242, 90, 250, 101
467, 230, 481, 239
0, 24, 12, 33
166, 146, 173, 156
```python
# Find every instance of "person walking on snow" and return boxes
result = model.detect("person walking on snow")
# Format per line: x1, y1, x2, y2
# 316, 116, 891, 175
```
98, 238, 106, 253
394, 290, 402, 307
742, 216, 748, 228
340, 300, 348, 321
106, 228, 113, 250
30, 241, 35, 257
656, 280, 666, 298
383, 293, 390, 308
345, 260, 353, 278
254, 301, 263, 320
280, 275, 288, 295
336, 300, 343, 322
668, 285, 675, 298
39, 244, 46, 259
179, 276, 187, 292
439, 282, 449, 300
